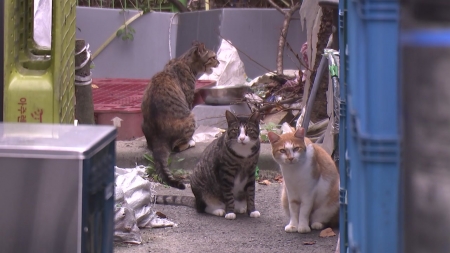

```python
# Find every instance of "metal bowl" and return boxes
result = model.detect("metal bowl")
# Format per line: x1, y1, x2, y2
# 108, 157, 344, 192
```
197, 85, 251, 105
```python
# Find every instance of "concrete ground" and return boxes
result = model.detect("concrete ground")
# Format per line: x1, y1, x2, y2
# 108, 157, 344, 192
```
114, 183, 339, 253
115, 138, 340, 253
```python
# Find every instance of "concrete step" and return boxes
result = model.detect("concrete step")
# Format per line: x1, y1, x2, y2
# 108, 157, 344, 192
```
116, 137, 280, 177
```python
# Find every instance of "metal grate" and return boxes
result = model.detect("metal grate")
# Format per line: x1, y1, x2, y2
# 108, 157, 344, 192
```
92, 78, 216, 112
75, 0, 185, 13
76, 0, 156, 10
92, 78, 148, 113
58, 0, 77, 123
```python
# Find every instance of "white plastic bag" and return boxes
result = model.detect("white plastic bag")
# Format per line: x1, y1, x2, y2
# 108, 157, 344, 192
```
199, 39, 247, 87
114, 166, 176, 244
33, 0, 52, 48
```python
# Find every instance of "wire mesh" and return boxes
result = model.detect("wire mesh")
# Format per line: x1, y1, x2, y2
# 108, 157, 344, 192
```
76, 0, 157, 11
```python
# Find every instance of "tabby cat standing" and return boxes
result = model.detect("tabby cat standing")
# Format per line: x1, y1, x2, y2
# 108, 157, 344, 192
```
141, 42, 219, 189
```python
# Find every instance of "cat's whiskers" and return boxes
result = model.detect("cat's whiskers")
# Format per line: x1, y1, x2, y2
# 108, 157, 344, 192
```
226, 137, 249, 145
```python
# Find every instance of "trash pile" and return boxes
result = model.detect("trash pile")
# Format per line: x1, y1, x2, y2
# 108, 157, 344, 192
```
246, 68, 305, 130
114, 166, 176, 244
197, 0, 340, 154
196, 38, 331, 144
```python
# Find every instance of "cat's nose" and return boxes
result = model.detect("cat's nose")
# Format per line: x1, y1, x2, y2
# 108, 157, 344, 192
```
288, 157, 293, 161
239, 137, 245, 141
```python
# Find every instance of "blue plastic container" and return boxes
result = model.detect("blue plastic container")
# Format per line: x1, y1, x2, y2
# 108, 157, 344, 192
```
338, 1, 348, 253
339, 0, 400, 252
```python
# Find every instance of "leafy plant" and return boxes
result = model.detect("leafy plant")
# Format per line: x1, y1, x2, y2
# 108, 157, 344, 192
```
261, 122, 278, 131
116, 26, 135, 41
138, 2, 152, 14
255, 165, 260, 181
259, 122, 278, 143
116, 0, 139, 42
143, 153, 186, 183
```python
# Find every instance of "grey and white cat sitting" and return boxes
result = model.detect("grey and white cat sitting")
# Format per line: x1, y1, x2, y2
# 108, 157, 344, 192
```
154, 110, 262, 219
268, 127, 339, 233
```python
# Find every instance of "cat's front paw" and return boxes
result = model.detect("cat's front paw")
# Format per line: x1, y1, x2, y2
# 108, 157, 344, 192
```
284, 224, 297, 233
249, 211, 260, 218
188, 139, 196, 148
212, 209, 225, 217
298, 225, 311, 234
225, 213, 236, 220
311, 222, 324, 230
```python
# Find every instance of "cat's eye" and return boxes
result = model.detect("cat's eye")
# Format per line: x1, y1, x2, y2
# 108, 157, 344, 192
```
230, 129, 237, 133
293, 147, 300, 152
280, 149, 286, 154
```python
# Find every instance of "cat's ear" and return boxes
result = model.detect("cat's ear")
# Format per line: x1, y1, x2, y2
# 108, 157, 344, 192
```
294, 127, 305, 139
267, 131, 281, 143
225, 110, 238, 125
196, 43, 207, 56
249, 111, 261, 124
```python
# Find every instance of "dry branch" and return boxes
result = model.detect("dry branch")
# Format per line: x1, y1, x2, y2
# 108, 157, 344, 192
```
268, 0, 301, 74
257, 96, 302, 112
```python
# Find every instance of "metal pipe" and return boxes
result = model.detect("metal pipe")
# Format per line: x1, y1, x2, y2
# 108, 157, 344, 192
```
301, 55, 327, 131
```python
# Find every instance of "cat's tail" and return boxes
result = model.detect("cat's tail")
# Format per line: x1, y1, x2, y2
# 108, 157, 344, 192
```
152, 195, 196, 208
152, 144, 186, 190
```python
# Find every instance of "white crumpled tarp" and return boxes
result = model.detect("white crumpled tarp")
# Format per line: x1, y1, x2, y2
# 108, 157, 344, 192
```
299, 0, 322, 109
199, 39, 248, 87
33, 0, 52, 48
114, 166, 176, 244
192, 125, 223, 143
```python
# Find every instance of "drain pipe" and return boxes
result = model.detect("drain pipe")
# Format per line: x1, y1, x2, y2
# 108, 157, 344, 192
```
301, 56, 327, 131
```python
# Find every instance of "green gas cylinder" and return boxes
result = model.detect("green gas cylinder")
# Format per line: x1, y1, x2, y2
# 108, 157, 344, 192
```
4, 0, 76, 123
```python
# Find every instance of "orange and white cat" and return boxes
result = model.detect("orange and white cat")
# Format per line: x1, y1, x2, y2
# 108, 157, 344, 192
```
268, 127, 339, 233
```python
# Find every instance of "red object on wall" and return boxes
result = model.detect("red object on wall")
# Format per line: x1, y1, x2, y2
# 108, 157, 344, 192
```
92, 78, 216, 141
92, 78, 147, 141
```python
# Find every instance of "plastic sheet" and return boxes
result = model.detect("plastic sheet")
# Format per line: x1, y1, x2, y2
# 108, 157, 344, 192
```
192, 125, 223, 143
33, 0, 52, 48
114, 205, 142, 244
199, 39, 247, 87
114, 166, 176, 244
